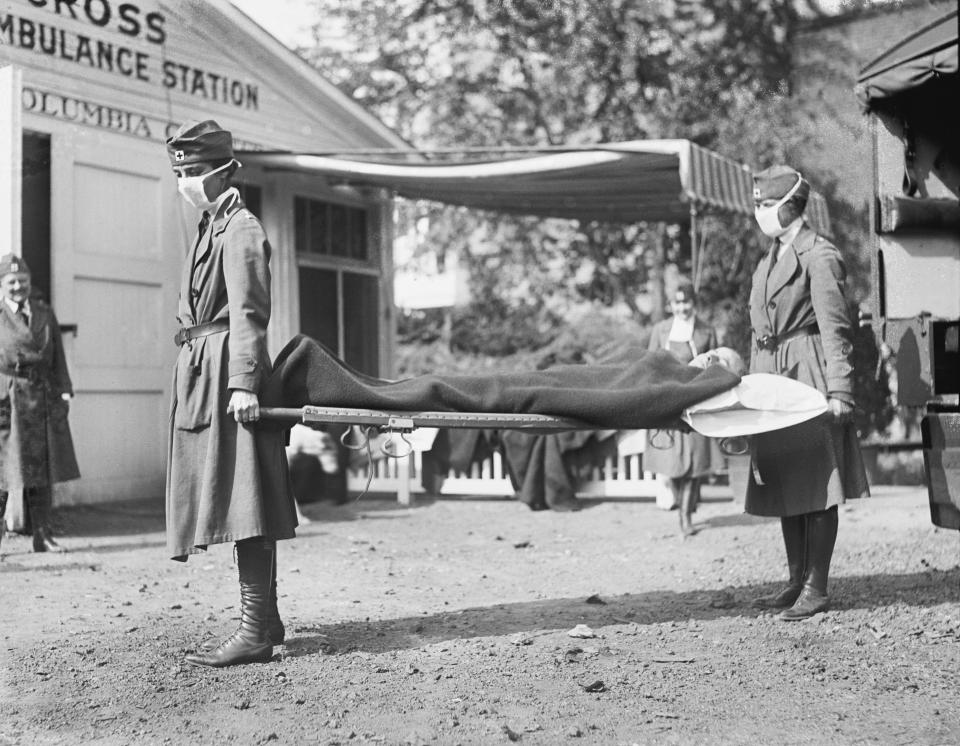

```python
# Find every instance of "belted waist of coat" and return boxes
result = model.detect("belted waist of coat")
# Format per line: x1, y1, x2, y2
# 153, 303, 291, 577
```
0, 360, 48, 382
755, 323, 819, 352
174, 318, 230, 346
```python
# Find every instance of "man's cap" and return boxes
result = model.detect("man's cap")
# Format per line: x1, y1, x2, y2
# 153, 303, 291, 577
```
166, 120, 234, 166
753, 164, 810, 205
0, 254, 31, 277
672, 281, 696, 303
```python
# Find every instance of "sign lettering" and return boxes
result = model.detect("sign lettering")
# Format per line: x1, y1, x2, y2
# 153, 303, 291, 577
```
1, 5, 259, 110
21, 86, 265, 150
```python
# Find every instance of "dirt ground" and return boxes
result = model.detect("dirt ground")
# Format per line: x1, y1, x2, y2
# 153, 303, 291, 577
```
2, 483, 959, 746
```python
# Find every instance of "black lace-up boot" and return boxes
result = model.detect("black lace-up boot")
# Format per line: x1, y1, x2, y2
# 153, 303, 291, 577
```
186, 537, 276, 667
198, 542, 285, 652
752, 514, 806, 609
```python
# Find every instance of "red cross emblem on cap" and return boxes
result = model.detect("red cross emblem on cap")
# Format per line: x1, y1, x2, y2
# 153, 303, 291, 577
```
10, 260, 20, 272
174, 150, 185, 162
753, 186, 761, 200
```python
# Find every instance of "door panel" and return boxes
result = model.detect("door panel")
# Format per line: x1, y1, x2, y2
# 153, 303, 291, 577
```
52, 132, 180, 503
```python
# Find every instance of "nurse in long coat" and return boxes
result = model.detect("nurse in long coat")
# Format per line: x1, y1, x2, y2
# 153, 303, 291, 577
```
165, 120, 297, 667
746, 165, 868, 621
645, 282, 718, 536
0, 255, 79, 554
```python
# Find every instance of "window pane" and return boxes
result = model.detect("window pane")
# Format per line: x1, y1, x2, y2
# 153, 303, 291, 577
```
298, 266, 339, 353
294, 196, 369, 259
329, 204, 349, 257
294, 197, 309, 254
310, 200, 328, 255
350, 209, 368, 260
343, 273, 379, 376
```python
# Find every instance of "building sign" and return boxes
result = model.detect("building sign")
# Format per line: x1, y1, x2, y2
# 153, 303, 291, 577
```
21, 85, 265, 149
1, 1, 259, 109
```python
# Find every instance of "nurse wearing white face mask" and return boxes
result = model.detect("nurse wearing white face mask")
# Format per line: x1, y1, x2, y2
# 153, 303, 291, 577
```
164, 120, 297, 667
745, 165, 868, 621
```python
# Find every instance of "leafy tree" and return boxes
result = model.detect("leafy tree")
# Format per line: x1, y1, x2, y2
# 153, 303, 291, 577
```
303, 0, 871, 371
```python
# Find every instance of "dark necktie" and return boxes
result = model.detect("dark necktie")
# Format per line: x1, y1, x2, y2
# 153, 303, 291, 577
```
198, 212, 211, 237
772, 239, 783, 264
16, 303, 29, 326
767, 240, 782, 277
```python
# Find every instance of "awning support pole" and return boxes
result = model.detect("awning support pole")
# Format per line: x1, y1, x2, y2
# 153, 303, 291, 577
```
690, 204, 699, 290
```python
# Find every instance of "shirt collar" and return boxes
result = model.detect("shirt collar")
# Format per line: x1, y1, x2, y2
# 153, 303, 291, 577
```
212, 187, 239, 217
667, 314, 695, 342
776, 218, 805, 256
3, 297, 29, 316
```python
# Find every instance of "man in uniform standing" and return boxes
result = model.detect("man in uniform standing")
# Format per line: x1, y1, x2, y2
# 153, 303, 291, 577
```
746, 165, 868, 621
0, 254, 79, 555
164, 120, 297, 667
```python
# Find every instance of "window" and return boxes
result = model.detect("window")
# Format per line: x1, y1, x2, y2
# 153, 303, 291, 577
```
237, 182, 262, 219
295, 196, 368, 259
298, 266, 380, 376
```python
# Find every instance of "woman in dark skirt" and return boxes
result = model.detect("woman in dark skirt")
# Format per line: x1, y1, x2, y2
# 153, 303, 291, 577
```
645, 282, 718, 537
746, 165, 868, 621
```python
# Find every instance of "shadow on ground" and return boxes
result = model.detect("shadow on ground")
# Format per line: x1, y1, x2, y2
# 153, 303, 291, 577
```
279, 566, 960, 658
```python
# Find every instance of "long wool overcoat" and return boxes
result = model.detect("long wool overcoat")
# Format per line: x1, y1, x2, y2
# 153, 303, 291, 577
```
166, 190, 296, 561
745, 223, 868, 517
643, 316, 717, 479
0, 298, 80, 492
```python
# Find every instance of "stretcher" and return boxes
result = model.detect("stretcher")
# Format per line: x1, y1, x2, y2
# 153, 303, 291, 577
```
261, 405, 601, 506
260, 405, 595, 434
260, 373, 831, 504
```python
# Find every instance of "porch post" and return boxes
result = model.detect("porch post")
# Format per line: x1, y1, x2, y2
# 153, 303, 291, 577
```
0, 66, 23, 257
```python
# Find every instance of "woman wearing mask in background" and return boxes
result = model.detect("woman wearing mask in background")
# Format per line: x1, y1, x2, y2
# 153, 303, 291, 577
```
645, 282, 718, 537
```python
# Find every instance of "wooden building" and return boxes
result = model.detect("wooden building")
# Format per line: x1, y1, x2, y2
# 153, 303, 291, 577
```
0, 0, 409, 506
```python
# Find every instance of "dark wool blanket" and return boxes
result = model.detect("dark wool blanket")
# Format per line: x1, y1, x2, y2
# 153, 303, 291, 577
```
262, 335, 740, 430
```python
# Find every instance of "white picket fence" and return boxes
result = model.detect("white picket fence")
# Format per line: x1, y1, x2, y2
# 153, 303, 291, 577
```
345, 430, 661, 505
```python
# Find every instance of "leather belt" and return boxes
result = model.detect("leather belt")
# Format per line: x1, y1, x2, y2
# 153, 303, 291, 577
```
755, 323, 819, 352
0, 362, 46, 382
174, 318, 229, 346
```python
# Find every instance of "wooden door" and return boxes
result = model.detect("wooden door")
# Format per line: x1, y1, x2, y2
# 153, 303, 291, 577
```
51, 131, 182, 503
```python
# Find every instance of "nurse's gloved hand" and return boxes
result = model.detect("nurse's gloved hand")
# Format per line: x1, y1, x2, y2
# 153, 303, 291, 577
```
827, 397, 854, 425
227, 390, 260, 423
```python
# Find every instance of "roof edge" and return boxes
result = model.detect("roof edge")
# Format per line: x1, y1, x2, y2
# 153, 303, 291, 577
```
202, 0, 413, 151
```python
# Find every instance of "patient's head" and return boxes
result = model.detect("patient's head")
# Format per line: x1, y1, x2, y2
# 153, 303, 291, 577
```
689, 347, 746, 376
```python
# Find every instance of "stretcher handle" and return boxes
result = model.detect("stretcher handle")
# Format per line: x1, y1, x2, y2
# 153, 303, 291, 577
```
259, 407, 307, 423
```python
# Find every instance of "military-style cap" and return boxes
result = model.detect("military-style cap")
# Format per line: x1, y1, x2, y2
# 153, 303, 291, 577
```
673, 281, 696, 303
753, 165, 810, 204
0, 254, 31, 277
166, 120, 233, 166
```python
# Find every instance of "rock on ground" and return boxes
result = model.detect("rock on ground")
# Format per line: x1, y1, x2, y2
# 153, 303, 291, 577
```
1, 485, 958, 745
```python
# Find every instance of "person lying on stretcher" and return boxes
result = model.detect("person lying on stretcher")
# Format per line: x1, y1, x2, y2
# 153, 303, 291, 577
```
684, 347, 829, 444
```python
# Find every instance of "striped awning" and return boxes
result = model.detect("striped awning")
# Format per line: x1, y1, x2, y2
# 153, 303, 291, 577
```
241, 139, 831, 235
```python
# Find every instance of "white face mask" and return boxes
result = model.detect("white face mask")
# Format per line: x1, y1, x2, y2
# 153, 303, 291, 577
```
176, 160, 234, 210
754, 175, 803, 238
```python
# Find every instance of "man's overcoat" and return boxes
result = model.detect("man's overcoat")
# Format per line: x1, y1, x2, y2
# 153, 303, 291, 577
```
166, 190, 296, 560
0, 298, 79, 491
745, 223, 868, 516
